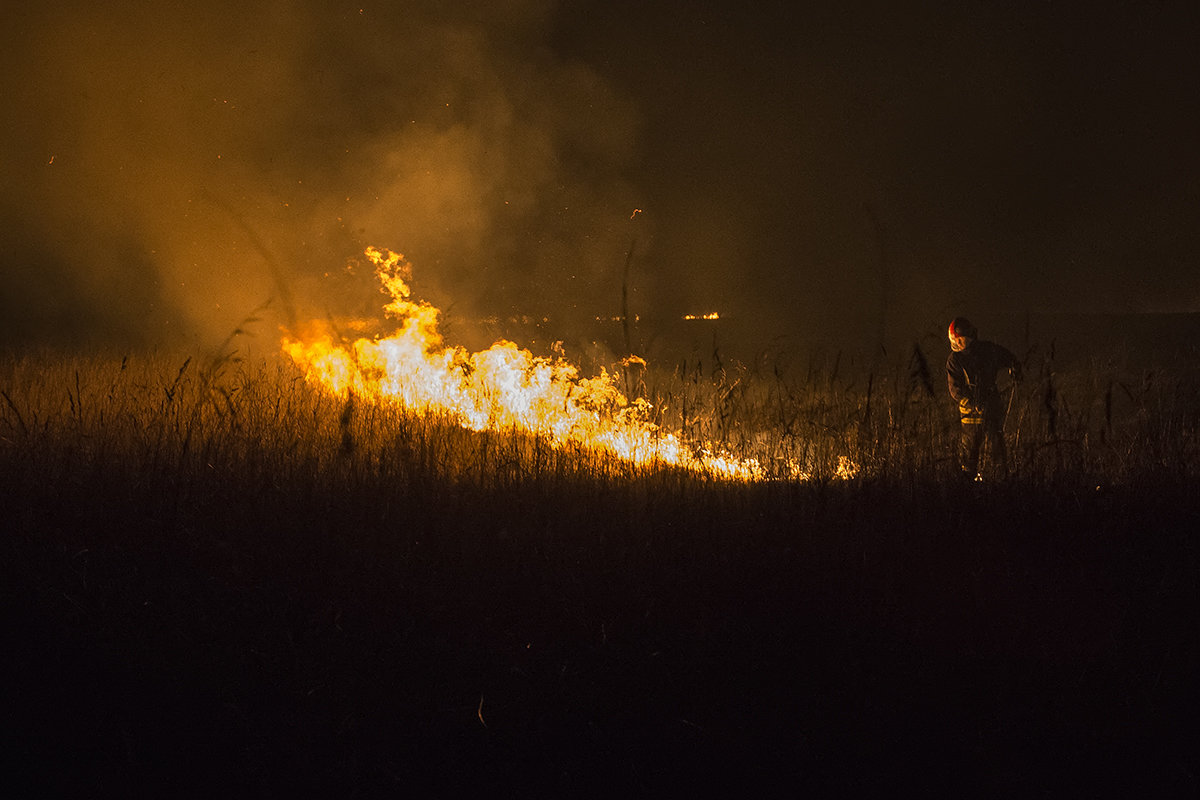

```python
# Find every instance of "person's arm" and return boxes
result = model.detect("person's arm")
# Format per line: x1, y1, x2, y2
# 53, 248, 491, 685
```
947, 355, 972, 407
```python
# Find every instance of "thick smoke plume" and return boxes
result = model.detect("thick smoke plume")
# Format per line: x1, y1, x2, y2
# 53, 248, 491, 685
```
1, 1, 641, 351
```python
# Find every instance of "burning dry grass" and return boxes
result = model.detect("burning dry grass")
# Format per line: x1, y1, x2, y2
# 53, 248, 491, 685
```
281, 247, 773, 481
0, 349, 714, 503
1, 334, 1198, 496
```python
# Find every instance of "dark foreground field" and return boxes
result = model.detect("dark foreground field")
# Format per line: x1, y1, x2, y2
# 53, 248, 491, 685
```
2, 351, 1198, 797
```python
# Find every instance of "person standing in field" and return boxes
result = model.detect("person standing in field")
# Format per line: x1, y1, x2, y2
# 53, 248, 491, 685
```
946, 317, 1021, 481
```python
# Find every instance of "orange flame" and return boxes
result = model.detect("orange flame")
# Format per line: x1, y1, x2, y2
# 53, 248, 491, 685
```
282, 247, 762, 480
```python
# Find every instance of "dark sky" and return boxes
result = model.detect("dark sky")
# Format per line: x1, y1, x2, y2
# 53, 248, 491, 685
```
2, 0, 1198, 354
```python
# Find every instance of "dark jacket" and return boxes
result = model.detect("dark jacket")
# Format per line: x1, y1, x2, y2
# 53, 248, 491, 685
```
946, 339, 1020, 422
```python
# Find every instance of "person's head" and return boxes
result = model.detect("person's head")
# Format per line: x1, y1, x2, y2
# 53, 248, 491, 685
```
948, 317, 976, 352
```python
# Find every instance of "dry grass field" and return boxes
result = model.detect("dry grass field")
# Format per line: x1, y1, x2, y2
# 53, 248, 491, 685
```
2, 340, 1197, 796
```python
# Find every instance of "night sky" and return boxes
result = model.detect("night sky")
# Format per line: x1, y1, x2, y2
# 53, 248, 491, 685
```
3, 1, 1198, 354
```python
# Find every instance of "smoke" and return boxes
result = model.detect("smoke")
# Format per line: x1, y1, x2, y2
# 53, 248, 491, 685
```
0, 1, 642, 351
5, 1, 1198, 358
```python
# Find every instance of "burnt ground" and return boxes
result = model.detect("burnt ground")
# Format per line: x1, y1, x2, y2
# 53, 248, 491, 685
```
2, 470, 1198, 798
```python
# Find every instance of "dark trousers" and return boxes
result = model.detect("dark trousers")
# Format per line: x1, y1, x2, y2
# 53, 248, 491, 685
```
960, 414, 1007, 477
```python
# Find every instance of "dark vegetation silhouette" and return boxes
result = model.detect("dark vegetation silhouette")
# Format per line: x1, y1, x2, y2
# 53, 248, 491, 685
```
1, 338, 1197, 796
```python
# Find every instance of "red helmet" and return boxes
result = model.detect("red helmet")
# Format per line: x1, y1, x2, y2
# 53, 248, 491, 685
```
948, 317, 976, 351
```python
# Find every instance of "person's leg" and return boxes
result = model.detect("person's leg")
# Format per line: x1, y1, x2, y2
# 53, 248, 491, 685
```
988, 426, 1008, 477
960, 421, 983, 478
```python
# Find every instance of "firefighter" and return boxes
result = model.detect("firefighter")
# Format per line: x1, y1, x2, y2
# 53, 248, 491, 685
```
946, 317, 1021, 481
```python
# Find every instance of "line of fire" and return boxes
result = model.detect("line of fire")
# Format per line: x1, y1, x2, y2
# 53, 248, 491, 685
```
282, 247, 850, 482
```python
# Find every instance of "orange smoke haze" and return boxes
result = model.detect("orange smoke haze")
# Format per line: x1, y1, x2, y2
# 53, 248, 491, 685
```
4, 1, 1199, 354
0, 1, 641, 351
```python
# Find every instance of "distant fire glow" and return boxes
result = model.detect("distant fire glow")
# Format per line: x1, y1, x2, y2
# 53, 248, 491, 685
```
683, 312, 720, 321
283, 248, 763, 480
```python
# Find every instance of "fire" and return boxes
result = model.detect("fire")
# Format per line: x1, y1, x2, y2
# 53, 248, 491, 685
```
682, 312, 720, 321
283, 247, 762, 480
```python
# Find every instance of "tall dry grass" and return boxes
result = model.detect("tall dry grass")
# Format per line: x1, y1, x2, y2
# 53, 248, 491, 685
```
642, 337, 1200, 486
2, 338, 1197, 495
